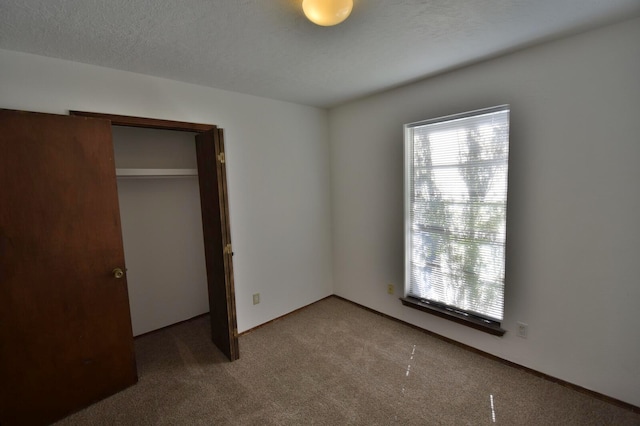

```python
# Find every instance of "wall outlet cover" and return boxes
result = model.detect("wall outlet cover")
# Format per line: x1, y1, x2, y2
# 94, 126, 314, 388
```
517, 321, 528, 338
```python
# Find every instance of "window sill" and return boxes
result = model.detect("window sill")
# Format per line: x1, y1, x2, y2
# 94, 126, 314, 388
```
400, 296, 506, 336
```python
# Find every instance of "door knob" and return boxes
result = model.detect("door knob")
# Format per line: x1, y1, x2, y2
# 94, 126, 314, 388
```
112, 268, 124, 279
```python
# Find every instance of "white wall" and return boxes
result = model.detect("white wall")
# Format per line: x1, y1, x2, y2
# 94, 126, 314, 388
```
329, 17, 640, 406
0, 49, 334, 333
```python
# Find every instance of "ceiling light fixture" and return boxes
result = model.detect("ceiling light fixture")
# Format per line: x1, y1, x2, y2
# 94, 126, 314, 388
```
302, 0, 353, 26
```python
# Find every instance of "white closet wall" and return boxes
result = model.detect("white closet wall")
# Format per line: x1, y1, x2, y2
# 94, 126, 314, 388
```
112, 126, 209, 336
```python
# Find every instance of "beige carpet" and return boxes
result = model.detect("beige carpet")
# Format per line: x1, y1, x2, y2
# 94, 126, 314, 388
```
57, 297, 639, 425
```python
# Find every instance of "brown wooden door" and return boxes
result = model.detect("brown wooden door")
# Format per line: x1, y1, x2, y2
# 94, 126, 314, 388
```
196, 128, 239, 361
0, 110, 137, 425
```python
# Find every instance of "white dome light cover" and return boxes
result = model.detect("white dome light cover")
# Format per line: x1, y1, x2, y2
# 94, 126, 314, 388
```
302, 0, 353, 26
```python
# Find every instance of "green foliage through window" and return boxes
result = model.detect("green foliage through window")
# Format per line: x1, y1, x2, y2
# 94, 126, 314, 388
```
405, 105, 510, 321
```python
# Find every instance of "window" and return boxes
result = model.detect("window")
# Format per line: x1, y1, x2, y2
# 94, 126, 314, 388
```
402, 105, 510, 335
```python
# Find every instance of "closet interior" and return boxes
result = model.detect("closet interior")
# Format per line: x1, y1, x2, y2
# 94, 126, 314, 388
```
112, 126, 209, 336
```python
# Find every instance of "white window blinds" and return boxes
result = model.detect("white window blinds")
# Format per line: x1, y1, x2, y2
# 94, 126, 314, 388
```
404, 105, 510, 321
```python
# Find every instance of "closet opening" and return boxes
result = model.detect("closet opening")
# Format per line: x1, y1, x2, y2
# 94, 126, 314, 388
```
113, 126, 205, 336
71, 111, 239, 361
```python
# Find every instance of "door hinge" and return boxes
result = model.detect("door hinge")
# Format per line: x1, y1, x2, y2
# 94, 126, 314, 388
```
217, 152, 225, 163
224, 243, 232, 255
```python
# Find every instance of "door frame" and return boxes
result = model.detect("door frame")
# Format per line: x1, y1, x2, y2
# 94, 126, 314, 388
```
70, 110, 239, 361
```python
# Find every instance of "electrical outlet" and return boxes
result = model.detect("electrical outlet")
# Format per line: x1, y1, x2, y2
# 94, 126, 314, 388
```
253, 293, 260, 305
516, 321, 528, 338
387, 284, 394, 295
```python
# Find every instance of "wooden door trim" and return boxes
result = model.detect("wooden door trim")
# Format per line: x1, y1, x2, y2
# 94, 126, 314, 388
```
70, 111, 239, 361
70, 111, 215, 133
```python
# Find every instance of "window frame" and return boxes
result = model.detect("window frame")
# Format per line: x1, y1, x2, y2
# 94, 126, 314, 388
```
402, 105, 510, 336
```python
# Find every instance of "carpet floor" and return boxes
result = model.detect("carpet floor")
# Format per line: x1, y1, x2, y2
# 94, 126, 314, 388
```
56, 297, 639, 425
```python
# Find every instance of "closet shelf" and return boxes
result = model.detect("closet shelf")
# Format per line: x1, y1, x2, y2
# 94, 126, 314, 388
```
116, 168, 198, 178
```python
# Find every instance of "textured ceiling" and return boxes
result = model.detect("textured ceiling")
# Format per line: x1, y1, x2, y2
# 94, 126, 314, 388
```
1, 0, 639, 108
